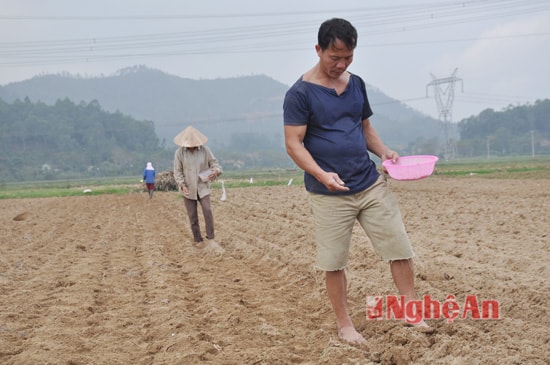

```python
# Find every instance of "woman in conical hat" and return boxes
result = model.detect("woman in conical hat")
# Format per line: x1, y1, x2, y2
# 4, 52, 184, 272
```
173, 126, 224, 251
173, 126, 208, 147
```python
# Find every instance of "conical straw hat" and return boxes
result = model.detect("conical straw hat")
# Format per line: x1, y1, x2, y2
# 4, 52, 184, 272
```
173, 126, 208, 147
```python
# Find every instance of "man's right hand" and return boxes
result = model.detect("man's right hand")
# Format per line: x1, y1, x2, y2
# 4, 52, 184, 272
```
320, 172, 350, 192
180, 185, 189, 195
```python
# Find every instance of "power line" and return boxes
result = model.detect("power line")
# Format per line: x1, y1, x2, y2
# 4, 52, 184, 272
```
362, 32, 550, 48
0, 1, 545, 19
0, 28, 548, 67
0, 0, 548, 63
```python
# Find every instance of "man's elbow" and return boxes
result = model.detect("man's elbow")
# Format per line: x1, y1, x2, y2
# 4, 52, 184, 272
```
285, 141, 297, 157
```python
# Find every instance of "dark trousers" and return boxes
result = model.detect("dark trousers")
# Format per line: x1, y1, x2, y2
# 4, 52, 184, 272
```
183, 194, 214, 243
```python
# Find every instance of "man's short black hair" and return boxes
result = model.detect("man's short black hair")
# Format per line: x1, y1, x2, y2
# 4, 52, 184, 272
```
318, 18, 358, 51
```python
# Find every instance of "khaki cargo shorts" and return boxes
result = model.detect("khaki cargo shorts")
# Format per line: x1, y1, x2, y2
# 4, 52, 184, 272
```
308, 175, 415, 271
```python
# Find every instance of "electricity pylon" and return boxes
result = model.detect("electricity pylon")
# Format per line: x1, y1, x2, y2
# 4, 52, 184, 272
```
426, 68, 463, 160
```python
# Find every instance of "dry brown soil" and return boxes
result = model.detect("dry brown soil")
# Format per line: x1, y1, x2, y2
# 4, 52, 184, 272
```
1, 176, 548, 364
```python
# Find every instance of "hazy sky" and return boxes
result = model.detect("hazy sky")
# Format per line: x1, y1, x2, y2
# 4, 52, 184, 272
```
1, 0, 549, 120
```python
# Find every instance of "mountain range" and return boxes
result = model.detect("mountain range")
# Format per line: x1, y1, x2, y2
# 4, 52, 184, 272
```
0, 65, 442, 150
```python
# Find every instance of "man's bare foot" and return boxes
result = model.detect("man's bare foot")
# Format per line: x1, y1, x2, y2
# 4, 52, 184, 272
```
338, 326, 367, 345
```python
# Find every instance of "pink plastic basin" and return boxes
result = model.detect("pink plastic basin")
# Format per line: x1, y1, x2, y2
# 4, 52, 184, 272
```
382, 155, 439, 181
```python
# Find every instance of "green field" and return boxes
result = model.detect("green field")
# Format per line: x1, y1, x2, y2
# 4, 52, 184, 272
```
1, 156, 548, 199
432, 155, 550, 178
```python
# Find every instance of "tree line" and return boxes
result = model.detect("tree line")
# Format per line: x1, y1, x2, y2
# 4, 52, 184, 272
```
1, 97, 548, 182
0, 97, 172, 182
0, 97, 293, 182
456, 99, 550, 158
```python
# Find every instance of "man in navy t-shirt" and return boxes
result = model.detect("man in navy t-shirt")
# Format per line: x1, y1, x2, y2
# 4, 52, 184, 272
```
284, 18, 429, 345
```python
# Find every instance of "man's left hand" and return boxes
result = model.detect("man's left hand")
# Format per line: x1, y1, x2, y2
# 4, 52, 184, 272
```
381, 150, 399, 163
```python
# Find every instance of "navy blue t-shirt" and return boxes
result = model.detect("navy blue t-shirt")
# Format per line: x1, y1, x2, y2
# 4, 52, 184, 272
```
283, 74, 380, 195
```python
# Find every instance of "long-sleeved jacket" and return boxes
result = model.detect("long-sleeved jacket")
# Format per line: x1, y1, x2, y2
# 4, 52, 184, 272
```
143, 168, 155, 184
173, 145, 222, 200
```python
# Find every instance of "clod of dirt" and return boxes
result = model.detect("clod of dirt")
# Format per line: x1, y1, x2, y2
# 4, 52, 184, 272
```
13, 212, 29, 221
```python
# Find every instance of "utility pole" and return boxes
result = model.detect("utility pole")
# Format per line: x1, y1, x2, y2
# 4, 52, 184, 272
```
531, 130, 535, 158
426, 68, 463, 160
